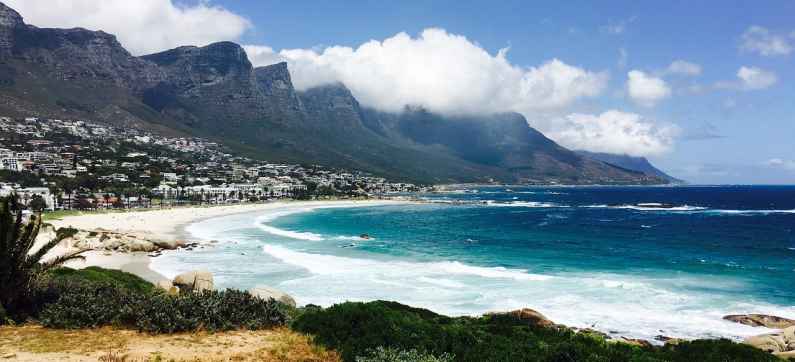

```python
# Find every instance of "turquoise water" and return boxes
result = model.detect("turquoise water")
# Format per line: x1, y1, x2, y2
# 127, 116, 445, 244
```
151, 186, 795, 342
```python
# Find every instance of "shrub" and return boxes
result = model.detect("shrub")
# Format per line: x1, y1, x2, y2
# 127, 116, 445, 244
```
130, 289, 289, 333
293, 301, 781, 362
38, 282, 132, 329
356, 347, 454, 362
46, 267, 154, 294
38, 282, 289, 333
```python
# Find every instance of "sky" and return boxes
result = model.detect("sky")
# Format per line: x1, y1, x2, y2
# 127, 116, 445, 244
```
5, 0, 795, 184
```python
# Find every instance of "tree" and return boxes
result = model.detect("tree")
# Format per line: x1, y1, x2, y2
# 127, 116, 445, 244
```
28, 195, 47, 212
0, 196, 88, 318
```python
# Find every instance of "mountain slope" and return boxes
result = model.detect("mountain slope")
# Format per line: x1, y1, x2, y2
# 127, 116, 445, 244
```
0, 1, 668, 185
577, 151, 682, 183
360, 108, 663, 184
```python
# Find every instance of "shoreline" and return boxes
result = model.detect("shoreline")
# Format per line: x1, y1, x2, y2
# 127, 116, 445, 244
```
45, 199, 409, 283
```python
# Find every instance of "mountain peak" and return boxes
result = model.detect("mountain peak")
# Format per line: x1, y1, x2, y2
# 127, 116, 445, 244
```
0, 2, 23, 28
142, 41, 252, 75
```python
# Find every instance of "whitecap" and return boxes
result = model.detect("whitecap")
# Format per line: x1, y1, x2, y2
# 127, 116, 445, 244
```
257, 224, 324, 241
485, 200, 565, 208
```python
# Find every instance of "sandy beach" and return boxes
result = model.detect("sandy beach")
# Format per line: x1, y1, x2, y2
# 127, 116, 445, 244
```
43, 200, 404, 282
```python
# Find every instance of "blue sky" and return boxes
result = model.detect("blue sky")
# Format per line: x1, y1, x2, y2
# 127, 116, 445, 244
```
8, 0, 795, 184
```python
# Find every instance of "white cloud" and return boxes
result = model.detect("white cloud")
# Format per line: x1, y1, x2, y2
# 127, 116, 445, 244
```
626, 70, 671, 107
716, 66, 777, 91
765, 158, 795, 171
665, 60, 702, 76
546, 110, 680, 156
4, 0, 251, 55
740, 26, 793, 56
245, 28, 608, 115
737, 66, 777, 89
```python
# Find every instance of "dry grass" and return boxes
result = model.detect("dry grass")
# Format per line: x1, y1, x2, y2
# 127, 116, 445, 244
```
0, 325, 340, 362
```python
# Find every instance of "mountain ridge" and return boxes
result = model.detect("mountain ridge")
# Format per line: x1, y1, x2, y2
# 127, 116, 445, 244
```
0, 1, 667, 185
576, 151, 683, 183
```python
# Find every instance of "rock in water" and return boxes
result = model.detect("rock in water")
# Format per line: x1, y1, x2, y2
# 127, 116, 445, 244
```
248, 286, 297, 307
173, 270, 214, 293
723, 314, 795, 329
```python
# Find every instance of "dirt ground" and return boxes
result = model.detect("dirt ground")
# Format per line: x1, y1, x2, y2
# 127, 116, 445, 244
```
0, 325, 340, 362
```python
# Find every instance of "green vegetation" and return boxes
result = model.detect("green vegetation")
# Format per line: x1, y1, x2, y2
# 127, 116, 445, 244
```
355, 347, 454, 362
38, 283, 289, 333
30, 266, 290, 333
293, 301, 783, 362
46, 266, 154, 294
0, 196, 88, 322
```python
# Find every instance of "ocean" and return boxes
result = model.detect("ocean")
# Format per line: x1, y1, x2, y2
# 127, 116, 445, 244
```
151, 185, 795, 342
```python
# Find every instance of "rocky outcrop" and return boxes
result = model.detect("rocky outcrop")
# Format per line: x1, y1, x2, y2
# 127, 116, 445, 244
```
248, 286, 297, 307
501, 308, 556, 328
59, 228, 195, 253
0, 2, 23, 56
744, 326, 795, 353
724, 314, 795, 329
254, 62, 303, 119
173, 270, 213, 293
614, 337, 653, 348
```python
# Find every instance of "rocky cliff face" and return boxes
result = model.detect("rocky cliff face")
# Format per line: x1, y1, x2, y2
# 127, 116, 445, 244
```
254, 62, 304, 125
0, 2, 23, 56
141, 42, 270, 135
1, 2, 161, 91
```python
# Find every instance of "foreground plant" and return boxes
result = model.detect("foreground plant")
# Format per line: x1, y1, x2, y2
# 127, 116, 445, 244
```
0, 196, 88, 320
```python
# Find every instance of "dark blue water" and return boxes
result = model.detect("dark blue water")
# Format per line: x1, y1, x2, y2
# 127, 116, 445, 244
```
155, 186, 795, 341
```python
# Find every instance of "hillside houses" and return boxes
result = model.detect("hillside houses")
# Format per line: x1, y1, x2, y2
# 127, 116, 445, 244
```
0, 116, 425, 210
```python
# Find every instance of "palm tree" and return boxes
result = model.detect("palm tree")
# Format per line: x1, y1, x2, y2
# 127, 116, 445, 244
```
0, 196, 88, 317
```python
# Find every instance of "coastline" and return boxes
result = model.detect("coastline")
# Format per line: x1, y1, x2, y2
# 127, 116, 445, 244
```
44, 199, 409, 283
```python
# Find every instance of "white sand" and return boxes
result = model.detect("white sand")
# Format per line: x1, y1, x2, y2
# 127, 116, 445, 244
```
43, 200, 404, 282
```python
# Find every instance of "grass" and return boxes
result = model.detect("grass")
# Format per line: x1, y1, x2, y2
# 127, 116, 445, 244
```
0, 325, 341, 362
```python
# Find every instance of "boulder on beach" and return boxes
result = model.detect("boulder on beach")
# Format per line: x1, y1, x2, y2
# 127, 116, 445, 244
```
723, 314, 795, 329
124, 238, 158, 252
248, 286, 297, 307
153, 239, 186, 250
173, 270, 214, 292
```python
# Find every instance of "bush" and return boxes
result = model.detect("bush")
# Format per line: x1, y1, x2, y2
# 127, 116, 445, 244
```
356, 347, 454, 362
46, 267, 154, 294
293, 301, 781, 362
38, 282, 289, 333
38, 282, 132, 329
130, 289, 289, 333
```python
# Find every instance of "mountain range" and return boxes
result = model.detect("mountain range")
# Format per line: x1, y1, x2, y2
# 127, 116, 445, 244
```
0, 2, 673, 184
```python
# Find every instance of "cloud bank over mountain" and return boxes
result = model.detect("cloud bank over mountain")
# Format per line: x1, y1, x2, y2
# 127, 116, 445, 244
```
246, 29, 608, 116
